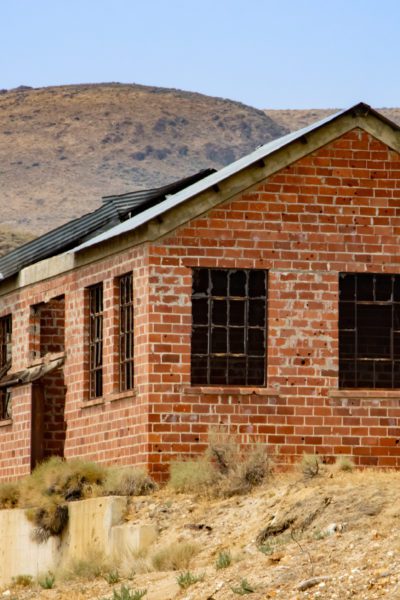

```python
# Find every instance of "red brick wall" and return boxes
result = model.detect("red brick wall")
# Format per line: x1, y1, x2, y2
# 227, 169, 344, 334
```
1, 127, 400, 481
145, 128, 400, 474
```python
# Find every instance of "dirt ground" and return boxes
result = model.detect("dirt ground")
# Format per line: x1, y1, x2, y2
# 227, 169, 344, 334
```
3, 467, 400, 599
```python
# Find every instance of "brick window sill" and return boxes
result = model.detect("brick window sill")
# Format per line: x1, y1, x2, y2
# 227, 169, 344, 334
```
182, 386, 279, 396
0, 419, 12, 427
29, 351, 65, 367
329, 389, 400, 399
80, 389, 137, 409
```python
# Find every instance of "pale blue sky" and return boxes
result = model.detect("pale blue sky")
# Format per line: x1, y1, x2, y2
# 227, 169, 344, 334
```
1, 0, 399, 109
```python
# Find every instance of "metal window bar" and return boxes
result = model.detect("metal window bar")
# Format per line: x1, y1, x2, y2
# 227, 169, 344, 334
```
0, 389, 11, 420
0, 314, 12, 369
0, 315, 12, 421
339, 273, 400, 389
89, 283, 103, 398
119, 273, 134, 391
191, 268, 267, 386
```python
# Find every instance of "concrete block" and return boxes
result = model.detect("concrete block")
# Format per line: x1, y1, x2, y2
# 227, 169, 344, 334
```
110, 523, 157, 559
66, 496, 127, 561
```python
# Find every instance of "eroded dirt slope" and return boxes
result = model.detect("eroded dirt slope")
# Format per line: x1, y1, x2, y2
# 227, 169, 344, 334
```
5, 468, 400, 599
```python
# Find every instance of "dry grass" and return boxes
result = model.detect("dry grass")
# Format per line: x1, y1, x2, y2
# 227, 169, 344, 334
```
300, 453, 321, 479
104, 467, 157, 497
169, 431, 270, 498
169, 457, 218, 494
335, 456, 355, 472
0, 481, 20, 508
60, 550, 108, 581
151, 541, 200, 571
3, 457, 156, 541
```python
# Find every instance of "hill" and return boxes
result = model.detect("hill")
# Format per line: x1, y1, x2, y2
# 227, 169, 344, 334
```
265, 107, 400, 132
0, 83, 287, 254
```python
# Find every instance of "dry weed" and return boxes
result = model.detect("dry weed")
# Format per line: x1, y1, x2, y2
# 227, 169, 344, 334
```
0, 481, 20, 508
335, 456, 355, 472
151, 541, 199, 571
104, 467, 157, 496
169, 457, 219, 493
300, 454, 321, 479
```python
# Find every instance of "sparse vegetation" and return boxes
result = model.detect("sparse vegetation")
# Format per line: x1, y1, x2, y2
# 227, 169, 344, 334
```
0, 481, 20, 508
60, 551, 107, 581
335, 456, 355, 472
176, 571, 204, 589
169, 430, 270, 497
11, 574, 33, 587
104, 569, 120, 584
38, 571, 55, 589
301, 453, 321, 479
151, 541, 199, 571
103, 586, 146, 600
1, 457, 156, 542
216, 550, 232, 569
231, 578, 255, 595
104, 466, 157, 497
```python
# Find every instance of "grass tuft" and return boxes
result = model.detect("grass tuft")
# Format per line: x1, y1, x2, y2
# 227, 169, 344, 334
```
0, 481, 20, 508
176, 571, 204, 589
152, 541, 199, 571
216, 550, 232, 570
37, 571, 55, 589
335, 456, 355, 472
169, 458, 218, 493
104, 467, 157, 496
301, 453, 321, 479
231, 578, 256, 595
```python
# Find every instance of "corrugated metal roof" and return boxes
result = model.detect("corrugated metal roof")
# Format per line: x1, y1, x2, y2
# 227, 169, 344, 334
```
0, 169, 215, 281
72, 103, 391, 254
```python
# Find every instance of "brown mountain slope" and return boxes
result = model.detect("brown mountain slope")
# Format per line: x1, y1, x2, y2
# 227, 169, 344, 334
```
0, 83, 286, 253
265, 107, 400, 131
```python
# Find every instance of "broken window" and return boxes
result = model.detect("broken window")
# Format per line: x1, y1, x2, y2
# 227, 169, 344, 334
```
0, 315, 12, 419
88, 283, 103, 398
191, 268, 267, 385
339, 273, 400, 388
119, 273, 134, 391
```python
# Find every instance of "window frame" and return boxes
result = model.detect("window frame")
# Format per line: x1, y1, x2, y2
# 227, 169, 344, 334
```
191, 268, 267, 386
339, 272, 400, 389
118, 272, 134, 392
88, 283, 103, 399
0, 314, 12, 420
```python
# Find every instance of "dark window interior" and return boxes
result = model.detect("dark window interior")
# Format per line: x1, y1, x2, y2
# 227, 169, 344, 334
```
89, 283, 103, 398
119, 273, 134, 391
0, 315, 12, 419
339, 273, 400, 388
191, 269, 267, 386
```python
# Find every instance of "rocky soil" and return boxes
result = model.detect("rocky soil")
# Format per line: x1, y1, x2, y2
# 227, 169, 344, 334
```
3, 468, 400, 599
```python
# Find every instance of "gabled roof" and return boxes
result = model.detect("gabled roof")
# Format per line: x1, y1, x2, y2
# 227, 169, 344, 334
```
0, 169, 215, 281
70, 102, 400, 255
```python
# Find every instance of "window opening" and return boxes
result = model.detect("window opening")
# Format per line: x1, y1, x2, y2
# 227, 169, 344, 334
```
191, 269, 267, 385
339, 273, 400, 388
119, 273, 134, 391
0, 315, 12, 420
89, 283, 103, 398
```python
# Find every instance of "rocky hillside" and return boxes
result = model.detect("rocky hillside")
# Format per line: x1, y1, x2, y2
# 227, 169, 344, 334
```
265, 107, 400, 132
0, 83, 287, 254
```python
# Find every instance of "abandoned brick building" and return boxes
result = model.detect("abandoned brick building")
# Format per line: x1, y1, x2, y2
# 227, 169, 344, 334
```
1, 102, 400, 481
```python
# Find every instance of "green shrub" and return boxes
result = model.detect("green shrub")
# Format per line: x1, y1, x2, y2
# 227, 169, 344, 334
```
111, 586, 146, 600
38, 571, 55, 589
105, 569, 120, 584
231, 578, 255, 595
176, 571, 204, 589
216, 550, 232, 570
